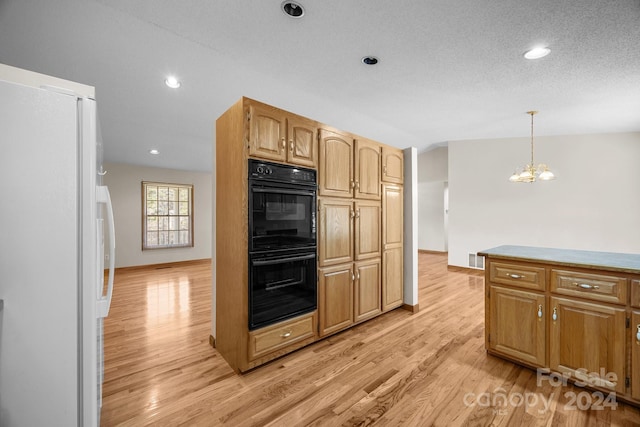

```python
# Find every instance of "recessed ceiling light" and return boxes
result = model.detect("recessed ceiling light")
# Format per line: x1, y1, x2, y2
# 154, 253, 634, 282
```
362, 56, 379, 65
281, 1, 304, 18
165, 76, 181, 89
524, 46, 551, 60
149, 149, 160, 155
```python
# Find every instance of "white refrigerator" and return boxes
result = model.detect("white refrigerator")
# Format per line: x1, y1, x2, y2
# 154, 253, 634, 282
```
0, 63, 115, 426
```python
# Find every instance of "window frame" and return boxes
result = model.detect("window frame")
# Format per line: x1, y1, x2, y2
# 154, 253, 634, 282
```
141, 181, 194, 250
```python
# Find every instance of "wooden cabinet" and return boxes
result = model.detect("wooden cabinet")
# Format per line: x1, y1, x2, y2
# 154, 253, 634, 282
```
354, 260, 382, 323
549, 296, 626, 393
248, 102, 317, 168
382, 184, 403, 311
319, 265, 354, 336
216, 96, 405, 372
318, 129, 354, 197
481, 246, 640, 405
382, 146, 403, 184
318, 129, 382, 200
382, 247, 403, 311
488, 285, 546, 367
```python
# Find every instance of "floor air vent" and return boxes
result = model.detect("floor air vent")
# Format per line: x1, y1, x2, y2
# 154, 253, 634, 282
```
468, 253, 485, 270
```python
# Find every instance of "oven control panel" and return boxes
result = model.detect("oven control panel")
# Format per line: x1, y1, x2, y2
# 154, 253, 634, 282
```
249, 159, 316, 185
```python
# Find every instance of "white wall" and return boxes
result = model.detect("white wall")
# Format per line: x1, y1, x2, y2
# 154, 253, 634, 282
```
448, 132, 640, 268
417, 146, 448, 251
103, 162, 212, 268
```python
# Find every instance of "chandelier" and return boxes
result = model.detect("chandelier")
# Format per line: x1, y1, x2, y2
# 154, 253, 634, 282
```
509, 111, 555, 183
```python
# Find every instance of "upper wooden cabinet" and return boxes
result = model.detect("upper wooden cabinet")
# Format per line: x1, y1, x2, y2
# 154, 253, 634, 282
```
382, 146, 404, 184
318, 129, 354, 197
354, 139, 381, 200
248, 102, 318, 168
319, 129, 382, 199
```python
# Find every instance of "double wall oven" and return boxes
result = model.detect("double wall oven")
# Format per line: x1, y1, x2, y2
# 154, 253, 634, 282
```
248, 159, 317, 330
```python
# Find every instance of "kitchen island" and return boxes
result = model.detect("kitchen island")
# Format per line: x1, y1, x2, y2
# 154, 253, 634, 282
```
479, 245, 640, 405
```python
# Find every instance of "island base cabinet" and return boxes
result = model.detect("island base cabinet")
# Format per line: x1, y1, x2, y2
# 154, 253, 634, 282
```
549, 296, 626, 394
488, 285, 546, 367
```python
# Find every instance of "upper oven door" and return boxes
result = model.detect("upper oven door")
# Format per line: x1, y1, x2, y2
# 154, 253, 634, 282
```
249, 180, 316, 252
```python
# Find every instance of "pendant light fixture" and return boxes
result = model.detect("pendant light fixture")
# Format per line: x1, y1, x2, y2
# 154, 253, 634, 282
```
509, 111, 555, 183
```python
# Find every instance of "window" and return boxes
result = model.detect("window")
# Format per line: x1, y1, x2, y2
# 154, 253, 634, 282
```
142, 181, 194, 250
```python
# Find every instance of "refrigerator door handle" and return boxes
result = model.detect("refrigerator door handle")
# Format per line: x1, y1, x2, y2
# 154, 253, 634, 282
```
96, 185, 116, 318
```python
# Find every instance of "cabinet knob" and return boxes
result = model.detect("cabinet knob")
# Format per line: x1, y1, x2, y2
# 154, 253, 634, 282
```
289, 140, 294, 152
552, 307, 558, 321
537, 304, 543, 319
636, 325, 640, 343
281, 137, 286, 149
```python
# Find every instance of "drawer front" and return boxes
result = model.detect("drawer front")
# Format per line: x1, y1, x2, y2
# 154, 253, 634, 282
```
248, 313, 315, 360
550, 269, 627, 304
489, 262, 546, 291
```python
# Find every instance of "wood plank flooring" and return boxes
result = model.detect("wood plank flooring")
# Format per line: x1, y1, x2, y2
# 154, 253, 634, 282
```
101, 253, 640, 426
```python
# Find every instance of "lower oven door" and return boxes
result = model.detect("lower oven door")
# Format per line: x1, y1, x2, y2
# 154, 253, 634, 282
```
249, 251, 317, 330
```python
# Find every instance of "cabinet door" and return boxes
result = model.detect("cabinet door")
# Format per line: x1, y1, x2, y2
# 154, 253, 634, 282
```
318, 199, 353, 267
382, 184, 403, 250
382, 146, 403, 184
319, 129, 354, 197
354, 139, 381, 200
319, 265, 354, 336
355, 201, 381, 261
354, 260, 382, 322
488, 286, 546, 367
382, 247, 403, 311
248, 103, 287, 162
287, 116, 317, 168
632, 311, 640, 400
549, 296, 626, 394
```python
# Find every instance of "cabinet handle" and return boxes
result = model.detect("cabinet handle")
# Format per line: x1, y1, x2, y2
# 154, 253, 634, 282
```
281, 331, 292, 338
350, 180, 355, 189
289, 140, 294, 152
355, 180, 360, 190
636, 325, 640, 343
281, 137, 286, 149
351, 210, 355, 219
552, 307, 558, 321
537, 305, 543, 319
356, 271, 360, 280
351, 272, 355, 281
507, 273, 523, 279
355, 209, 360, 218
383, 165, 387, 175
573, 282, 599, 290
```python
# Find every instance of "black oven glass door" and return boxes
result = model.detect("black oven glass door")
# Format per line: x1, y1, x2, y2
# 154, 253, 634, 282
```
249, 183, 316, 252
249, 251, 317, 330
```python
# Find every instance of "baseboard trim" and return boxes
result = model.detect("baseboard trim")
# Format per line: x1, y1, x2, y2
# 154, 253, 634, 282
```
402, 303, 420, 313
447, 265, 485, 276
418, 249, 448, 255
114, 258, 212, 273
209, 335, 216, 348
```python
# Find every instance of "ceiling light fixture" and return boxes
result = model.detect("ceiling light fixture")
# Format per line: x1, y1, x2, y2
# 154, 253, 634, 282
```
524, 46, 551, 59
149, 149, 160, 155
165, 76, 181, 89
509, 111, 555, 183
281, 1, 304, 18
362, 56, 379, 65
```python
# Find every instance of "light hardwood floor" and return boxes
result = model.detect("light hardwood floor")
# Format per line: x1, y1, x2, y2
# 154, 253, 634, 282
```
101, 253, 640, 426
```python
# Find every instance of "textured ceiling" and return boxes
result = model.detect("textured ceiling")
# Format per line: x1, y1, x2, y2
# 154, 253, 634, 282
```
1, 0, 639, 172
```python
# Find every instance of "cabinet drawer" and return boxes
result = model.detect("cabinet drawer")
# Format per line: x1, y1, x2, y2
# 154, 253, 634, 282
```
248, 313, 315, 360
550, 269, 627, 304
489, 262, 546, 291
